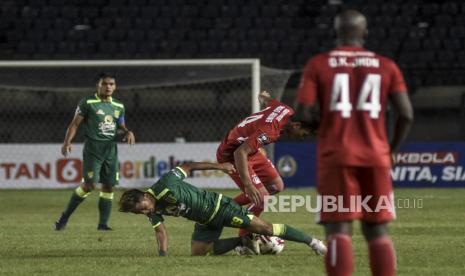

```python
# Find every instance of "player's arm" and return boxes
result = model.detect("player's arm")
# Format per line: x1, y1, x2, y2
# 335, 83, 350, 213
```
118, 122, 135, 145
154, 223, 168, 256
61, 113, 84, 157
389, 92, 414, 154
233, 142, 262, 206
294, 58, 319, 130
179, 162, 235, 176
294, 103, 320, 132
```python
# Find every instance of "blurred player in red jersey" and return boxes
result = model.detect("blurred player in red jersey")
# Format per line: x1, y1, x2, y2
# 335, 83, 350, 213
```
295, 10, 413, 276
217, 91, 310, 237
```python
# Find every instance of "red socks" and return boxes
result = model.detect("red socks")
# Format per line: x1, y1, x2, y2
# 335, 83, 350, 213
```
325, 234, 395, 276
368, 236, 396, 276
325, 234, 353, 276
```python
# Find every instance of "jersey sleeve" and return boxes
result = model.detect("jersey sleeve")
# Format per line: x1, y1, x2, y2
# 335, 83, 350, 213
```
245, 127, 278, 154
296, 58, 318, 105
76, 98, 88, 118
148, 213, 164, 228
117, 106, 125, 125
388, 61, 407, 94
161, 166, 188, 181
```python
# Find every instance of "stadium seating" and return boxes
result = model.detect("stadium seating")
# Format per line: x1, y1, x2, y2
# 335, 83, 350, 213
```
0, 1, 457, 78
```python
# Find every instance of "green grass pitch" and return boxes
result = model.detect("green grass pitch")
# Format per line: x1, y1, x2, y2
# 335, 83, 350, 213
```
0, 188, 464, 276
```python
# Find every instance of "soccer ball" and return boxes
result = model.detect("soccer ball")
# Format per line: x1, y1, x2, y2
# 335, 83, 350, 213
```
257, 235, 285, 255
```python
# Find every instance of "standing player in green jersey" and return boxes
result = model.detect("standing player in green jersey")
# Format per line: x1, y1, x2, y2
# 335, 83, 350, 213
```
55, 73, 135, 231
119, 161, 327, 256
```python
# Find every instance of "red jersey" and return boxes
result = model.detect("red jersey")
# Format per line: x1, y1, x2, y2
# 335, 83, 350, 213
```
296, 46, 407, 168
217, 99, 294, 162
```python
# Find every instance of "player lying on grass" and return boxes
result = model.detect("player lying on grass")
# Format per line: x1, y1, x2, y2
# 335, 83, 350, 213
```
119, 161, 327, 256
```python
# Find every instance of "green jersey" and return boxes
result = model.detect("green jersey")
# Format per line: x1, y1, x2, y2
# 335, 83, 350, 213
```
76, 94, 125, 141
147, 167, 222, 228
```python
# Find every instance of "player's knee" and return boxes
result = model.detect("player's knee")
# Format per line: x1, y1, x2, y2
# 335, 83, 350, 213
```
101, 185, 113, 193
324, 222, 352, 238
361, 222, 389, 241
191, 249, 208, 256
191, 241, 212, 256
265, 178, 284, 195
82, 184, 94, 193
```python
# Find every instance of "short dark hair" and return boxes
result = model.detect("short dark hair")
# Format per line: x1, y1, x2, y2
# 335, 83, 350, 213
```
119, 189, 145, 213
97, 72, 116, 81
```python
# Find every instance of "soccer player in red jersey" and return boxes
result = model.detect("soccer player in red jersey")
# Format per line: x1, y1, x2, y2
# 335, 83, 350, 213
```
295, 10, 413, 276
217, 91, 310, 237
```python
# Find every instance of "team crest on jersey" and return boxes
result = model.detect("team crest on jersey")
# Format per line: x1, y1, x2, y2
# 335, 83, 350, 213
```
114, 110, 120, 118
257, 133, 269, 144
87, 171, 94, 178
96, 109, 105, 115
104, 115, 114, 124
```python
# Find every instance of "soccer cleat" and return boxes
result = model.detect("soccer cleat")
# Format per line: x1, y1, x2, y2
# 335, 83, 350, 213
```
309, 238, 327, 256
97, 224, 113, 231
54, 213, 69, 231
241, 234, 260, 255
234, 246, 255, 256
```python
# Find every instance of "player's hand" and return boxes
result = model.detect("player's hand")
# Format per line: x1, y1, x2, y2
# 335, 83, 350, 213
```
123, 130, 135, 145
244, 184, 262, 206
61, 143, 71, 157
258, 90, 272, 104
219, 162, 236, 174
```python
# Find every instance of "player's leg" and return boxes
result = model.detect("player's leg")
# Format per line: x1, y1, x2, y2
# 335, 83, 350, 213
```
97, 142, 119, 230
191, 222, 246, 256
218, 196, 326, 255
55, 142, 101, 230
323, 222, 354, 276
317, 166, 361, 276
359, 167, 396, 276
245, 216, 327, 255
254, 152, 284, 195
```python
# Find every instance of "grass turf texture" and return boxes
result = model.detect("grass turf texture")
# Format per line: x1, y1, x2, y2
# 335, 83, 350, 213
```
0, 188, 464, 276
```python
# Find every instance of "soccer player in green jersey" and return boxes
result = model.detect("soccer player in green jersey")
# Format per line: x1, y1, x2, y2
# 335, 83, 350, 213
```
119, 161, 327, 256
55, 73, 135, 231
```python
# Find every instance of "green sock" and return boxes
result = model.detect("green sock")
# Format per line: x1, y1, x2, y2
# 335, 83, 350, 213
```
98, 192, 113, 225
212, 237, 242, 255
273, 224, 313, 245
63, 192, 86, 218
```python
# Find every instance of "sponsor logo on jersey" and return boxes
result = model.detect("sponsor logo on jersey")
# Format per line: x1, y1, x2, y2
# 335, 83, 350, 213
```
257, 133, 269, 144
99, 115, 116, 136
252, 175, 261, 184
96, 109, 105, 115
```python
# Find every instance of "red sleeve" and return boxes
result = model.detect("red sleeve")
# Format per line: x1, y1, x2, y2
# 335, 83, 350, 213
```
296, 58, 318, 105
245, 128, 278, 154
266, 99, 282, 108
389, 61, 407, 94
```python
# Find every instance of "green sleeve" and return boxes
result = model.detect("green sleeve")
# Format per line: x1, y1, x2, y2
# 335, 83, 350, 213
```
76, 98, 88, 118
148, 213, 164, 228
169, 167, 188, 180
